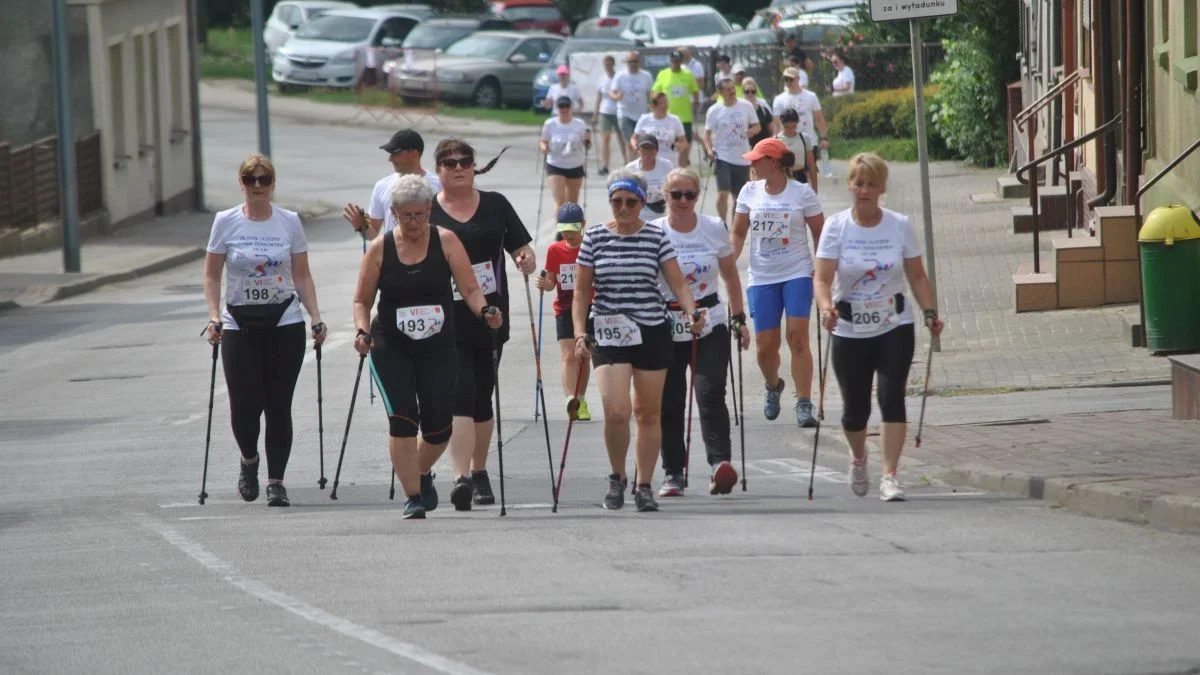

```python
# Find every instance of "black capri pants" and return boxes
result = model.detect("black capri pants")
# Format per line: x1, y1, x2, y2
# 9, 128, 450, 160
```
661, 324, 731, 474
454, 341, 503, 422
369, 331, 457, 443
220, 322, 306, 481
831, 323, 916, 432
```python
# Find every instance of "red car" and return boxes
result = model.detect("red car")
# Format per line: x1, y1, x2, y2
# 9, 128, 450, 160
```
489, 0, 571, 36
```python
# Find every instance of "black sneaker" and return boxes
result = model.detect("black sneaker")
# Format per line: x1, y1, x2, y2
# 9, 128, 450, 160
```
471, 470, 495, 505
450, 477, 473, 511
265, 483, 289, 507
420, 472, 438, 512
634, 484, 659, 512
238, 458, 260, 502
658, 472, 686, 497
598, 166, 609, 176
402, 495, 426, 519
603, 474, 627, 510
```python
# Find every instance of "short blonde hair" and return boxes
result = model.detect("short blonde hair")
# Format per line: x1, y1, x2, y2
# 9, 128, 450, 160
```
847, 152, 888, 188
238, 153, 275, 178
664, 167, 700, 192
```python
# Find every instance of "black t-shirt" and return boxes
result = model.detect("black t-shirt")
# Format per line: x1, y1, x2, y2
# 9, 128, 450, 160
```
750, 101, 774, 148
430, 190, 532, 347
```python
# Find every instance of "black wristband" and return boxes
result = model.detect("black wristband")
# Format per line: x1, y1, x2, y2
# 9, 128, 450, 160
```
356, 329, 370, 339
731, 312, 746, 324
923, 308, 938, 321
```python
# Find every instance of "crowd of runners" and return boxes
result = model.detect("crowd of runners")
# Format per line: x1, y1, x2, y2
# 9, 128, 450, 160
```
198, 56, 944, 519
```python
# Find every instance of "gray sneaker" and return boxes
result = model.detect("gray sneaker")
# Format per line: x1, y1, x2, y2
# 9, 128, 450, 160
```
795, 399, 818, 428
764, 378, 786, 420
603, 474, 627, 510
634, 484, 659, 512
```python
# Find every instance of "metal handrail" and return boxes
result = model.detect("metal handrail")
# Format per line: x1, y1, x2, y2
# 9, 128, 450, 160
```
1016, 113, 1123, 273
1014, 68, 1087, 131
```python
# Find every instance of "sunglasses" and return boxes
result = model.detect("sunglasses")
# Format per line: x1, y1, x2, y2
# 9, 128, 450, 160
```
241, 174, 274, 187
438, 157, 475, 170
668, 190, 698, 202
744, 89, 757, 94
609, 197, 642, 210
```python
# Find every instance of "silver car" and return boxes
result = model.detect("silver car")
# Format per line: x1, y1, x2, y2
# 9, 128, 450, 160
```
386, 31, 564, 108
272, 7, 431, 89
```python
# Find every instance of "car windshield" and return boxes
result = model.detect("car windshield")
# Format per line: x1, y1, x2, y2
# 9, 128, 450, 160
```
401, 24, 474, 49
655, 13, 729, 40
503, 6, 561, 22
608, 1, 662, 16
294, 15, 375, 41
443, 34, 519, 59
551, 40, 628, 65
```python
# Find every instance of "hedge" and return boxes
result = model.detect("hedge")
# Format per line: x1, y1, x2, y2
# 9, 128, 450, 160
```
826, 86, 950, 158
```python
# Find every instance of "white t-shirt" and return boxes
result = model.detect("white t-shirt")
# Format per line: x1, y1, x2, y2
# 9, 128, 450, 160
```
815, 207, 923, 339
686, 59, 705, 84
613, 69, 654, 121
542, 116, 589, 169
798, 69, 809, 89
772, 89, 822, 145
633, 112, 686, 150
735, 179, 824, 286
704, 99, 757, 167
206, 205, 308, 331
370, 172, 443, 234
651, 214, 732, 303
546, 82, 584, 111
596, 73, 618, 115
625, 156, 674, 220
832, 66, 855, 95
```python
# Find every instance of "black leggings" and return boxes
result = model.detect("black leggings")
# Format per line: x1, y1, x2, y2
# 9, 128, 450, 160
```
369, 333, 456, 443
661, 325, 731, 474
220, 323, 306, 480
454, 341, 502, 422
831, 324, 915, 432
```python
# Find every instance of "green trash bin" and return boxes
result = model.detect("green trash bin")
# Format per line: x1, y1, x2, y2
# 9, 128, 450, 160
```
1139, 205, 1200, 352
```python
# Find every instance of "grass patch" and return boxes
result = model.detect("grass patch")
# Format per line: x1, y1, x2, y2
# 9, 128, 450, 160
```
200, 27, 256, 80
828, 136, 919, 162
438, 105, 546, 126
279, 85, 546, 125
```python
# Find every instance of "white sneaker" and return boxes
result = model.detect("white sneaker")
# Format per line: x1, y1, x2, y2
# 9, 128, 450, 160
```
879, 475, 906, 502
849, 459, 869, 497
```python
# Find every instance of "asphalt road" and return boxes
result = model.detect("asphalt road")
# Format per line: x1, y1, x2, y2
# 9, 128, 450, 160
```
1, 108, 1197, 675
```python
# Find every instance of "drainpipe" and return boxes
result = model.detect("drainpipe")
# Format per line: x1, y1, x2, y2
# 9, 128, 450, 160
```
1050, 0, 1063, 189
1087, 1, 1118, 209
1123, 0, 1144, 203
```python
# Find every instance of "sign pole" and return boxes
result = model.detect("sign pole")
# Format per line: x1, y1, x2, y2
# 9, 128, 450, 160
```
250, 0, 272, 157
51, 0, 81, 273
908, 18, 940, 352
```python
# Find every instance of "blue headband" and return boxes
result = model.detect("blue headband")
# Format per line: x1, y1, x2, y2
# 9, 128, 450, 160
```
608, 179, 646, 203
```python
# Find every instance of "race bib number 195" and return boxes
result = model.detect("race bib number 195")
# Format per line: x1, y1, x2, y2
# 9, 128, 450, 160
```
594, 314, 642, 347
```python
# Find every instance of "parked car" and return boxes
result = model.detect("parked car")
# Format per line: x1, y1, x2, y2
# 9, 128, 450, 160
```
748, 1, 862, 30
488, 0, 570, 36
398, 15, 515, 52
271, 8, 427, 89
777, 12, 851, 44
531, 36, 633, 109
387, 31, 564, 108
264, 1, 357, 58
620, 5, 734, 48
574, 0, 664, 38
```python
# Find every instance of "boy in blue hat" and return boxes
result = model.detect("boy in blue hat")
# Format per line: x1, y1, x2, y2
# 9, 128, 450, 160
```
535, 203, 593, 420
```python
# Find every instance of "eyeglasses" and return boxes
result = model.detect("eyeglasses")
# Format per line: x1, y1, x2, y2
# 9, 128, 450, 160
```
438, 157, 474, 170
392, 210, 429, 223
668, 190, 698, 202
609, 197, 642, 210
744, 89, 757, 95
241, 174, 274, 187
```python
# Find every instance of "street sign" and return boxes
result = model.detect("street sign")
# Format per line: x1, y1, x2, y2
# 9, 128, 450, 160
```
869, 0, 958, 22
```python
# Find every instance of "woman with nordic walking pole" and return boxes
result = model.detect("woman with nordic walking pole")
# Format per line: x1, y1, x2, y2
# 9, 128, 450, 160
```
350, 175, 501, 519
813, 153, 943, 502
572, 170, 703, 512
202, 153, 326, 507
731, 137, 825, 428
425, 139, 536, 511
541, 96, 591, 216
650, 167, 750, 498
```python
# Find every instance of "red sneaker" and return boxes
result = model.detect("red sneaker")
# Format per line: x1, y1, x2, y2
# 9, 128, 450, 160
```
709, 461, 738, 495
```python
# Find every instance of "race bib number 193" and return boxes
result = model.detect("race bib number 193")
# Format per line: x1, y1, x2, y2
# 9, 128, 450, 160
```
395, 305, 445, 340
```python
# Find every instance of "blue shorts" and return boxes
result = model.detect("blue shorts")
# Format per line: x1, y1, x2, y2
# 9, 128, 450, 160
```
747, 277, 814, 332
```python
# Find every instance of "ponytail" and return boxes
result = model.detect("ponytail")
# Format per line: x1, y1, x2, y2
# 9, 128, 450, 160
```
474, 146, 508, 175
434, 138, 509, 176
780, 150, 796, 179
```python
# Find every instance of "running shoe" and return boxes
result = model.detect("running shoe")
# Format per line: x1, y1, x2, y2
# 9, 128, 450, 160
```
764, 378, 785, 420
450, 476, 473, 511
402, 496, 426, 519
795, 399, 818, 428
850, 458, 869, 497
634, 484, 659, 512
575, 398, 592, 421
603, 474, 627, 510
471, 470, 495, 505
420, 471, 438, 512
709, 461, 738, 495
658, 472, 686, 497
598, 166, 609, 176
238, 458, 260, 502
265, 483, 289, 507
880, 475, 906, 502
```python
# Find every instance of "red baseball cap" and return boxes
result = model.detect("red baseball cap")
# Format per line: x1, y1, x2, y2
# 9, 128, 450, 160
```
744, 137, 789, 162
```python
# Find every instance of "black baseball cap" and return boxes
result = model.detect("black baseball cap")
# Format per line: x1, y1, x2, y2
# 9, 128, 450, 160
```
670, 49, 683, 60
637, 134, 658, 149
556, 95, 573, 108
380, 129, 424, 154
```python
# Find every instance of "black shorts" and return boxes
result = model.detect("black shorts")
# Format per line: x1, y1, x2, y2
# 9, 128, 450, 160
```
715, 159, 750, 195
555, 312, 594, 341
547, 164, 585, 179
368, 332, 457, 440
454, 341, 502, 422
591, 321, 673, 371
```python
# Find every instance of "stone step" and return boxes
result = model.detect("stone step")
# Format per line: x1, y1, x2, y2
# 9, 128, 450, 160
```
996, 175, 1028, 199
1013, 261, 1057, 312
1011, 205, 1071, 234
1169, 354, 1200, 419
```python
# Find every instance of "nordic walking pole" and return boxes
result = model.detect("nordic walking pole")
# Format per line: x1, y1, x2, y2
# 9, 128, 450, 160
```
487, 315, 507, 517
808, 329, 832, 501
728, 351, 739, 426
534, 284, 545, 421
915, 321, 937, 448
330, 351, 368, 500
682, 327, 699, 487
555, 351, 590, 512
357, 226, 376, 408
198, 335, 220, 505
315, 340, 327, 489
736, 325, 747, 491
816, 325, 825, 421
524, 273, 558, 507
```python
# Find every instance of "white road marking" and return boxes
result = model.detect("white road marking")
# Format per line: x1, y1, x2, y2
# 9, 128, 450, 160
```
138, 515, 496, 675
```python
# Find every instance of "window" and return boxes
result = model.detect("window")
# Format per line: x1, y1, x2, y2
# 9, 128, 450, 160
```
514, 38, 552, 62
655, 12, 730, 41
109, 43, 127, 161
135, 34, 149, 149
167, 24, 185, 132
1179, 0, 1198, 90
295, 16, 375, 42
1185, 1, 1196, 58
1154, 0, 1170, 70
374, 17, 416, 46
279, 5, 300, 27
629, 16, 647, 35
502, 6, 562, 22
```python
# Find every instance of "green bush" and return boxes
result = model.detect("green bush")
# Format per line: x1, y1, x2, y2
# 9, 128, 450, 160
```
929, 34, 1008, 166
828, 86, 938, 138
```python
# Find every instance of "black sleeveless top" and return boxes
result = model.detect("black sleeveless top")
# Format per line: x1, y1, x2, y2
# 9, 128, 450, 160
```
373, 226, 455, 346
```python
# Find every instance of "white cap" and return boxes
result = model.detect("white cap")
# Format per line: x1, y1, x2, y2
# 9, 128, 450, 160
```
732, 62, 747, 74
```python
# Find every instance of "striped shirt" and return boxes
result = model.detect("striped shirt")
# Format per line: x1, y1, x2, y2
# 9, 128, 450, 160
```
577, 222, 677, 326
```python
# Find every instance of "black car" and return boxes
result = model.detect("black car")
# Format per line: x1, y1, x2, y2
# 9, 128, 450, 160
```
400, 15, 515, 52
